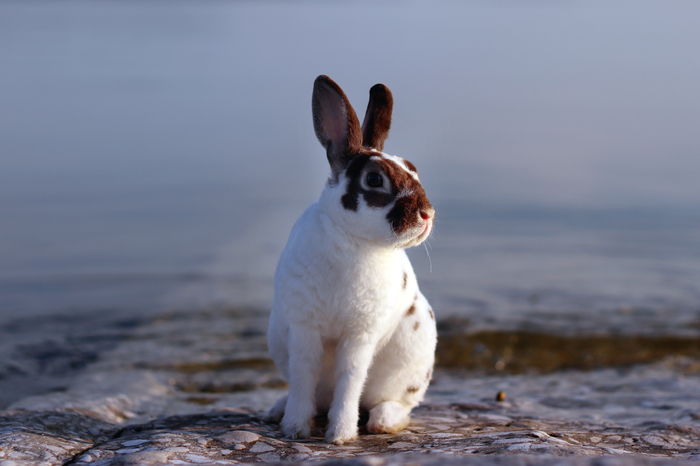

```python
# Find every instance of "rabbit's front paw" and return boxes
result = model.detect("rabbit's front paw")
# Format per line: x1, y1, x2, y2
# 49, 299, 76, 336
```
280, 390, 316, 439
281, 416, 312, 440
325, 419, 358, 445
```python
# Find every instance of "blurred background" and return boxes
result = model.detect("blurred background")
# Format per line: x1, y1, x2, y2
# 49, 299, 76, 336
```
1, 1, 699, 405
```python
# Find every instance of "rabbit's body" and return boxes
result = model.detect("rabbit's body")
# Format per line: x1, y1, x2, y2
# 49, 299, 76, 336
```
267, 76, 436, 444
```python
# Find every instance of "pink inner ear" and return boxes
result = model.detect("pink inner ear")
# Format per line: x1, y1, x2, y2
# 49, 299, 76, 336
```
322, 95, 347, 149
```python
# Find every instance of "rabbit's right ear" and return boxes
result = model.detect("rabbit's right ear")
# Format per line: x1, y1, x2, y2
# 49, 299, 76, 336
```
312, 75, 363, 180
361, 84, 393, 152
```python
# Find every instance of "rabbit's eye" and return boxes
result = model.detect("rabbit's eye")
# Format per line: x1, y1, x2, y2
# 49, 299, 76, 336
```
366, 172, 383, 188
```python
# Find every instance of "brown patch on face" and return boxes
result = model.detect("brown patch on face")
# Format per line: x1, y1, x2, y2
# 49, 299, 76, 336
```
402, 272, 408, 289
405, 304, 416, 317
404, 160, 417, 173
341, 153, 396, 211
385, 169, 433, 235
425, 368, 433, 381
339, 154, 433, 240
428, 308, 434, 320
406, 386, 420, 394
340, 153, 370, 211
413, 321, 421, 331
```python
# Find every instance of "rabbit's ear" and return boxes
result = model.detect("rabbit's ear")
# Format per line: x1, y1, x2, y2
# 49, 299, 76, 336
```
313, 75, 363, 179
361, 84, 393, 152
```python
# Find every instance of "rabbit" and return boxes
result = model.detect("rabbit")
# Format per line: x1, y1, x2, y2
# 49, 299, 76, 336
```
266, 75, 437, 445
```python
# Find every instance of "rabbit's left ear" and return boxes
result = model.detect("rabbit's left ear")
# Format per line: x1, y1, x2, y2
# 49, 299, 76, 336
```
361, 84, 393, 152
313, 75, 363, 180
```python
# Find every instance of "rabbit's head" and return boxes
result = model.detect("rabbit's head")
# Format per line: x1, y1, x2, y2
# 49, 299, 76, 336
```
313, 75, 434, 249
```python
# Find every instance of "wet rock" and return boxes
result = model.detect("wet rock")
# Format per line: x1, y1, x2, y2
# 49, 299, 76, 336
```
0, 410, 116, 465
257, 451, 281, 462
249, 441, 275, 452
216, 430, 259, 444
3, 402, 697, 465
293, 444, 313, 453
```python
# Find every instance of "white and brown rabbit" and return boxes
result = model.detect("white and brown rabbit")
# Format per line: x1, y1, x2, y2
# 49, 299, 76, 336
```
266, 75, 436, 444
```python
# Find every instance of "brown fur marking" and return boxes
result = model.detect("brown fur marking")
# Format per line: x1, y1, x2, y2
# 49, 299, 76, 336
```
413, 321, 420, 331
405, 304, 416, 317
403, 272, 408, 289
428, 308, 434, 320
341, 154, 430, 223
386, 187, 433, 235
404, 160, 418, 173
406, 386, 420, 394
361, 84, 393, 152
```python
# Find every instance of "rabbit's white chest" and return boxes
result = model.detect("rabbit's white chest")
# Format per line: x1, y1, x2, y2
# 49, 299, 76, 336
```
272, 202, 410, 339
319, 248, 404, 338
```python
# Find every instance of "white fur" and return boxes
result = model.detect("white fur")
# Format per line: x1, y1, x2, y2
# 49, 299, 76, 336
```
370, 152, 420, 181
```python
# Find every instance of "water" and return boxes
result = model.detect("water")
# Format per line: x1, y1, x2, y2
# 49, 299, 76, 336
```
1, 1, 700, 405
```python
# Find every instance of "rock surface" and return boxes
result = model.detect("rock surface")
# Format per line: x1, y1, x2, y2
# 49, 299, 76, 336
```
1, 308, 699, 465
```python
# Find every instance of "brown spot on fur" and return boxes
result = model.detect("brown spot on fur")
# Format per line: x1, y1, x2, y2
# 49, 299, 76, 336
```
406, 386, 420, 394
402, 272, 408, 289
405, 304, 416, 317
428, 308, 434, 320
425, 368, 433, 381
413, 321, 420, 331
404, 160, 417, 173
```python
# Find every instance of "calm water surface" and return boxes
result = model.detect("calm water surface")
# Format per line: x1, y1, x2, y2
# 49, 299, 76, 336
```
2, 2, 700, 343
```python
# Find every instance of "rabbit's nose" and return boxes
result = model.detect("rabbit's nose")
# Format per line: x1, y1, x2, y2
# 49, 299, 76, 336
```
419, 209, 434, 220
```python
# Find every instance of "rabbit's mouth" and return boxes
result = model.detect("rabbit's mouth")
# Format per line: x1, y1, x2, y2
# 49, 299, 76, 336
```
421, 218, 433, 235
397, 218, 433, 249
417, 218, 434, 242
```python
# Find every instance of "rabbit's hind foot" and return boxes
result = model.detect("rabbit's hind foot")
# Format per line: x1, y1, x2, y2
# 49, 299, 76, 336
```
366, 400, 410, 434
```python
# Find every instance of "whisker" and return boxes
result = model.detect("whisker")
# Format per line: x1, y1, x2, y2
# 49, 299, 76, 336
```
423, 242, 433, 273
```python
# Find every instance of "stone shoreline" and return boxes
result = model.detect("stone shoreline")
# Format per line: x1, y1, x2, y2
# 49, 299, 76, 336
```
1, 308, 699, 465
